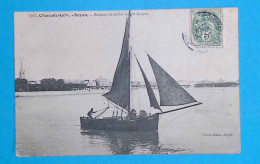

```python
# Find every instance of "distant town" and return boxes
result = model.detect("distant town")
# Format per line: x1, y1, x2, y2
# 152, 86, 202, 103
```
15, 76, 239, 92
15, 61, 239, 92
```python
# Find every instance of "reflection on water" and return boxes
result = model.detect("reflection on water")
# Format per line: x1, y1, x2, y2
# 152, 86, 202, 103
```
80, 129, 188, 154
16, 88, 240, 156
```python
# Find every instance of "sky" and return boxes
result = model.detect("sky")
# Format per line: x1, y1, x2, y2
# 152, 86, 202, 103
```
14, 9, 239, 82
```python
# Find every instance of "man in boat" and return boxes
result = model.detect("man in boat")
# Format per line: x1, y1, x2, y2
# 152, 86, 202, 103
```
87, 108, 97, 119
129, 109, 137, 120
139, 110, 147, 117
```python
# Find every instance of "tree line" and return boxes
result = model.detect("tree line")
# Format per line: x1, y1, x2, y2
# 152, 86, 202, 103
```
15, 78, 89, 92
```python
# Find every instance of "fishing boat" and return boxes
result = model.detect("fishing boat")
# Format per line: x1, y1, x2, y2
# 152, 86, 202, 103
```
80, 11, 202, 131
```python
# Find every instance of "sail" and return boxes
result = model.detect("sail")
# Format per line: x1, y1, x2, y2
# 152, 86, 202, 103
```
135, 57, 162, 112
103, 15, 131, 111
147, 54, 197, 106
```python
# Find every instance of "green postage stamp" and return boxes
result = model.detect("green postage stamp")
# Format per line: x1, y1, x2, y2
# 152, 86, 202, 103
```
190, 8, 223, 48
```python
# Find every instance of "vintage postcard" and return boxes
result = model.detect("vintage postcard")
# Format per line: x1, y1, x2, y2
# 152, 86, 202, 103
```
15, 8, 240, 156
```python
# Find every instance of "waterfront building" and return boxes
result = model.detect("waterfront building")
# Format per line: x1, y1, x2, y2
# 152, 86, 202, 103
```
95, 76, 112, 89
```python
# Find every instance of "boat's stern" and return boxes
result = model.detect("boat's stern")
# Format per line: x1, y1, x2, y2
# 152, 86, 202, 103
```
80, 116, 89, 128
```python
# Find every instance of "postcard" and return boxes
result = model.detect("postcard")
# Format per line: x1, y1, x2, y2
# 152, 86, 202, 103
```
15, 8, 240, 156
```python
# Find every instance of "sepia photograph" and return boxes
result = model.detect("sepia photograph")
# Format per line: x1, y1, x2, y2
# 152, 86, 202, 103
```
15, 8, 240, 156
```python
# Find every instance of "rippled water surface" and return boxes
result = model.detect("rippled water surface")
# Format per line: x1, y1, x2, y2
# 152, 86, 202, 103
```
16, 88, 240, 156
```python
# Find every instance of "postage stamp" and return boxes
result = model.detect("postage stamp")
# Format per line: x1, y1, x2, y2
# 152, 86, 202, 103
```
190, 8, 223, 48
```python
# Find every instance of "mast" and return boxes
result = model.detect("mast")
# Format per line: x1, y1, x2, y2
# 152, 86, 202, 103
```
129, 10, 132, 110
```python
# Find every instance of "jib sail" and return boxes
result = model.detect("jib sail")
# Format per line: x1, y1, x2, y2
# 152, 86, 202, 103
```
147, 54, 197, 106
135, 56, 162, 112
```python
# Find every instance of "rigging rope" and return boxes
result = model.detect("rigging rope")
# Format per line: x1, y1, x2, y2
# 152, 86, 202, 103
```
95, 107, 108, 112
130, 47, 134, 109
159, 108, 195, 128
94, 106, 110, 118
134, 53, 141, 111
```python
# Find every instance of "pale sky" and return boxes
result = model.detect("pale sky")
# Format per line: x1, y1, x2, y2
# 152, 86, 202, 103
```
14, 9, 239, 82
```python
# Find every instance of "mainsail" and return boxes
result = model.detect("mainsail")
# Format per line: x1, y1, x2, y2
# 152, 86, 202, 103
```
103, 15, 131, 111
135, 56, 162, 112
147, 54, 197, 106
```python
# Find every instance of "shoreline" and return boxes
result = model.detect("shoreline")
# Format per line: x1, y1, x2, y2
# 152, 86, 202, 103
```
15, 89, 107, 97
15, 87, 239, 97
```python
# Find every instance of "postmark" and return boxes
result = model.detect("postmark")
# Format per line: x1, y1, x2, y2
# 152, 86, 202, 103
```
190, 8, 223, 48
182, 33, 208, 53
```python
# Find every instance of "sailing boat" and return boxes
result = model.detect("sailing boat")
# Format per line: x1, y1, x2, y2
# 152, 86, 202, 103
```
80, 11, 202, 131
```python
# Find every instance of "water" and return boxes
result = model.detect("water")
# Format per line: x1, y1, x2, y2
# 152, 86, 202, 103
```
15, 88, 240, 156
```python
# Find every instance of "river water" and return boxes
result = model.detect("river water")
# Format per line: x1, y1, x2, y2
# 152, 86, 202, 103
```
15, 87, 240, 156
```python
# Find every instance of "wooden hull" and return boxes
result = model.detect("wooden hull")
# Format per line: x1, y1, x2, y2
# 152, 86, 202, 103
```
80, 114, 159, 131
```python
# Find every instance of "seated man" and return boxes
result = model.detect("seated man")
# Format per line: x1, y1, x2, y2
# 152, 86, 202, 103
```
129, 109, 137, 120
139, 110, 147, 117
